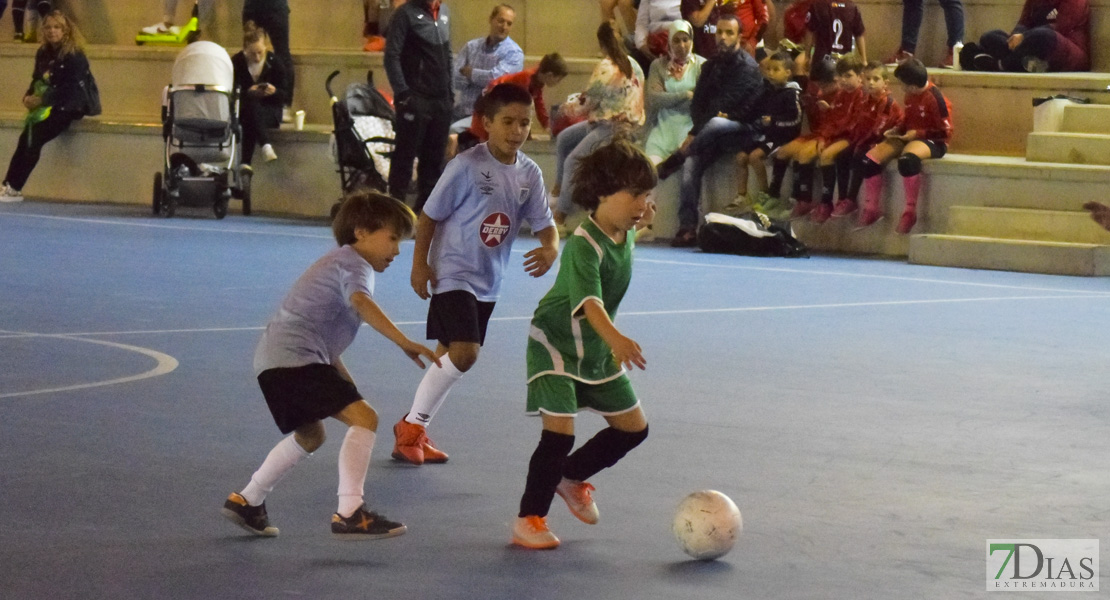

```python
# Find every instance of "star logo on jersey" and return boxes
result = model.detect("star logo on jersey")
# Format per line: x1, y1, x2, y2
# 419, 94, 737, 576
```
480, 212, 512, 247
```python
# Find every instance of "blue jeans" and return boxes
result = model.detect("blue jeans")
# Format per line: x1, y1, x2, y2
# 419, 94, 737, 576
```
900, 0, 965, 51
678, 117, 757, 229
556, 121, 615, 216
553, 120, 590, 193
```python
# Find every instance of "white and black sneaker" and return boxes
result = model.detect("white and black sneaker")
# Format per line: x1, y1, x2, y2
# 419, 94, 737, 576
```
0, 184, 23, 203
331, 504, 406, 540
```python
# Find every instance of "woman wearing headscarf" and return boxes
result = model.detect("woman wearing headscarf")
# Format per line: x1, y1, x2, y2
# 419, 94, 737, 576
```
643, 19, 705, 164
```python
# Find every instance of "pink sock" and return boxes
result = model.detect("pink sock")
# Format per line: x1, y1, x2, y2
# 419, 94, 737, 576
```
864, 176, 883, 210
902, 175, 921, 214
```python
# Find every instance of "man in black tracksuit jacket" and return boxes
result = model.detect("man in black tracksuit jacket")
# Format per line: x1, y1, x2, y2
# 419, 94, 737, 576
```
384, 0, 453, 214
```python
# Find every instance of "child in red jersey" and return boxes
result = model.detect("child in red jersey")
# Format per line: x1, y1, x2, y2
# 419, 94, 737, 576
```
809, 55, 865, 222
734, 0, 770, 55
775, 56, 863, 221
830, 60, 903, 218
857, 58, 952, 234
766, 55, 837, 216
466, 53, 568, 144
782, 0, 815, 47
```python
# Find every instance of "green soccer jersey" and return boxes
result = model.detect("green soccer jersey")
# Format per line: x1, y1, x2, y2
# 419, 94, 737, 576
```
526, 218, 635, 384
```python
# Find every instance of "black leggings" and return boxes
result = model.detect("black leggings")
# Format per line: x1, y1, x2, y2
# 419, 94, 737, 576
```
239, 97, 281, 164
4, 109, 78, 190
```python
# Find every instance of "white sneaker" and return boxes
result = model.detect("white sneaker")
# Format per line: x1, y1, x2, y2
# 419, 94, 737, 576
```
511, 516, 560, 549
555, 478, 599, 524
140, 23, 180, 36
282, 107, 293, 123
0, 184, 23, 202
261, 144, 278, 162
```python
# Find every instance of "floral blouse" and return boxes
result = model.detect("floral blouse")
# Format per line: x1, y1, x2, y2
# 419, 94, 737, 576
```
576, 58, 646, 126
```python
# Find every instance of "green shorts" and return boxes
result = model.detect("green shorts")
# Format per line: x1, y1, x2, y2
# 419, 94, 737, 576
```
526, 374, 639, 417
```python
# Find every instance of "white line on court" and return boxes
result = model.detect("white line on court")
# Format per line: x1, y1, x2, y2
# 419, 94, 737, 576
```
0, 332, 179, 399
3, 293, 1104, 339
635, 257, 1110, 296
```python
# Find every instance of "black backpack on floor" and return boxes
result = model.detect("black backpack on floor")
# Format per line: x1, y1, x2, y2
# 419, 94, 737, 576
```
697, 212, 809, 258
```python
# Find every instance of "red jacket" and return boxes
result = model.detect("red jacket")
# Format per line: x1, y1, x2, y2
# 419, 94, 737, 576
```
900, 83, 953, 143
1016, 0, 1090, 70
815, 85, 864, 141
849, 91, 904, 147
467, 68, 549, 141
783, 0, 814, 43
801, 80, 837, 135
734, 0, 770, 51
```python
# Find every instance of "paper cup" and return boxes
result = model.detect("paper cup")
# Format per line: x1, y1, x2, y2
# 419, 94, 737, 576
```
294, 110, 305, 131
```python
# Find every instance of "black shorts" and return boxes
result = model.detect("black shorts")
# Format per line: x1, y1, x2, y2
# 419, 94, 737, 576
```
257, 364, 362, 434
921, 139, 948, 158
427, 290, 496, 347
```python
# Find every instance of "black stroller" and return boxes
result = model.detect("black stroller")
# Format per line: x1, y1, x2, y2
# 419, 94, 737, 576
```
326, 70, 396, 218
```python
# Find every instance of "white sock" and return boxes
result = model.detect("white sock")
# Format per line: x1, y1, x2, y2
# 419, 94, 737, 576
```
337, 427, 376, 518
240, 435, 311, 506
405, 355, 464, 426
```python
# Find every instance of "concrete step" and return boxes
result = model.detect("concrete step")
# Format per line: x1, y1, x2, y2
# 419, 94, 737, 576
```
0, 44, 596, 129
946, 206, 1110, 244
909, 234, 1110, 276
925, 155, 1110, 214
1027, 132, 1110, 165
1060, 104, 1110, 135
927, 71, 1110, 156
0, 118, 341, 218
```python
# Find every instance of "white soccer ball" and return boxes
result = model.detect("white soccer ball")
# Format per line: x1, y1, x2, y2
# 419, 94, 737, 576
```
672, 490, 743, 560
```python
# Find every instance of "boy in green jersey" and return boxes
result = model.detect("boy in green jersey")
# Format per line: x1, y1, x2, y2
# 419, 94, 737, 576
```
512, 139, 657, 550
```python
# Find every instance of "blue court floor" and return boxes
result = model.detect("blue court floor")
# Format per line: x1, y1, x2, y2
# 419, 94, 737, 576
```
1, 201, 1107, 599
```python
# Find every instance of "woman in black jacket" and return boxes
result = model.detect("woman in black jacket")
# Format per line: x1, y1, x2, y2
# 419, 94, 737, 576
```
231, 22, 290, 165
2, 10, 92, 201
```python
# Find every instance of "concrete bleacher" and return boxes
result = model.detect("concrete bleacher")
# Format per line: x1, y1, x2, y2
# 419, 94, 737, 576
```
2, 0, 1110, 274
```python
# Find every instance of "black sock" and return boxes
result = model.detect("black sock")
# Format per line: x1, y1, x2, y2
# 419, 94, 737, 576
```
518, 430, 575, 518
835, 151, 853, 200
13, 4, 25, 35
563, 426, 649, 483
845, 150, 866, 201
819, 164, 836, 205
769, 158, 789, 198
795, 163, 815, 201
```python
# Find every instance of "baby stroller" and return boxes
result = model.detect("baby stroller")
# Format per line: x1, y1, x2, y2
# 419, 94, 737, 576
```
153, 41, 249, 219
326, 70, 395, 218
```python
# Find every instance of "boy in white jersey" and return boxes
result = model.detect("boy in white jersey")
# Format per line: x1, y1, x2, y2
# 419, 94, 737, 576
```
222, 191, 439, 539
512, 139, 655, 549
395, 84, 560, 465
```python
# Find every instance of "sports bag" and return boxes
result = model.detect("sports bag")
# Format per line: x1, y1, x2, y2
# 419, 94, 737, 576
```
697, 212, 808, 258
